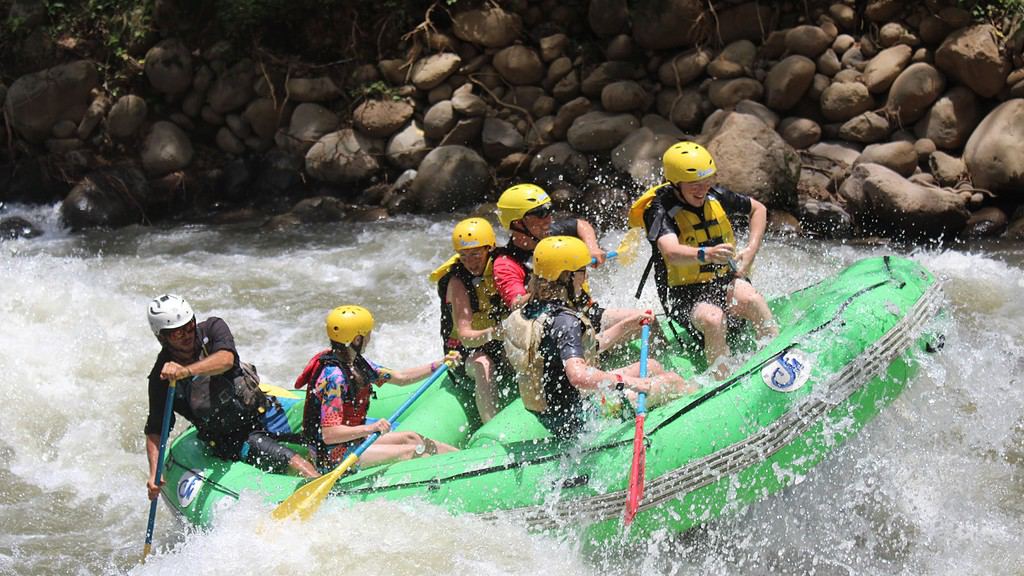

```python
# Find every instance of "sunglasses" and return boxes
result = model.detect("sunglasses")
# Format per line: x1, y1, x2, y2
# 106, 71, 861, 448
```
524, 204, 553, 219
162, 322, 195, 340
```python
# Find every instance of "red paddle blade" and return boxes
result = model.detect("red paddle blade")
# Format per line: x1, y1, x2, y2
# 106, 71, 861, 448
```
624, 414, 647, 526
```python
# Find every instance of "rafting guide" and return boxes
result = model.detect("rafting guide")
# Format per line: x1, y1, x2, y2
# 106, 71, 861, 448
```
144, 294, 319, 502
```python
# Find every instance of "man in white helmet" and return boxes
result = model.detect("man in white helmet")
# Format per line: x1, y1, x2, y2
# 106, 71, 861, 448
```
144, 294, 318, 501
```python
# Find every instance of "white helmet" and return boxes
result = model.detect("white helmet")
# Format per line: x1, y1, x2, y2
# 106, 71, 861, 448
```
148, 294, 195, 336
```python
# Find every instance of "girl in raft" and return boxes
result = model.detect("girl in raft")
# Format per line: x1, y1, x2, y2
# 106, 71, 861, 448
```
296, 305, 459, 472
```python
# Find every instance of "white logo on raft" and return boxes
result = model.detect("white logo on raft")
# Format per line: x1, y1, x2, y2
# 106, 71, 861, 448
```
761, 349, 812, 392
177, 469, 205, 508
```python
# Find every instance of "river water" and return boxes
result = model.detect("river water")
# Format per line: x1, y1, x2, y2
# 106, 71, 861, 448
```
1, 203, 1022, 575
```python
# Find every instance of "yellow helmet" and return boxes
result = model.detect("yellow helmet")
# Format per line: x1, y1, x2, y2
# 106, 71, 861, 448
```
533, 236, 591, 281
452, 217, 496, 251
663, 141, 716, 184
325, 305, 374, 345
496, 183, 551, 229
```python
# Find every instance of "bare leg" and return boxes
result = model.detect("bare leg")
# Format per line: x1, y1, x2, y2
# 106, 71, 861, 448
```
357, 431, 458, 467
727, 279, 777, 339
288, 454, 320, 478
692, 302, 730, 379
469, 351, 498, 423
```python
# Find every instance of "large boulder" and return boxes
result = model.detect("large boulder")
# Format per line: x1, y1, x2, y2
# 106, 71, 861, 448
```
854, 141, 918, 177
657, 48, 712, 87
703, 111, 801, 206
141, 121, 193, 175
566, 111, 639, 152
481, 117, 525, 160
105, 94, 148, 140
530, 142, 589, 187
838, 111, 891, 143
4, 60, 99, 143
764, 55, 816, 111
60, 165, 154, 230
611, 127, 677, 183
353, 99, 414, 138
914, 86, 979, 150
708, 78, 764, 108
785, 25, 832, 58
451, 7, 521, 48
863, 44, 913, 94
707, 40, 757, 79
820, 81, 873, 122
656, 88, 704, 131
935, 25, 1010, 98
778, 117, 821, 149
424, 100, 456, 140
493, 46, 543, 85
601, 81, 647, 112
144, 39, 192, 95
632, 0, 706, 51
304, 129, 380, 184
385, 121, 429, 170
838, 162, 968, 238
885, 63, 945, 125
242, 97, 283, 141
285, 76, 342, 102
410, 53, 462, 90
409, 146, 491, 212
207, 59, 256, 114
277, 103, 339, 155
963, 99, 1024, 200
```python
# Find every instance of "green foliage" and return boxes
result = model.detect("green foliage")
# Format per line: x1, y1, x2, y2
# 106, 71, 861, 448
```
350, 80, 402, 102
957, 0, 1024, 27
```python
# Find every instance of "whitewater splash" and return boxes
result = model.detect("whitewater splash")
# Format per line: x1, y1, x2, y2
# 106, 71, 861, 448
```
1, 214, 1022, 575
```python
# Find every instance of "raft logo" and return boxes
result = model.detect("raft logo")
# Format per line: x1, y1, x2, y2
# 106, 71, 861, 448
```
762, 349, 811, 392
177, 469, 205, 508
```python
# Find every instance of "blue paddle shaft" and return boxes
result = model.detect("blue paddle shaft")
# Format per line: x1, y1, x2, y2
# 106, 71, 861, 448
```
145, 379, 178, 549
350, 363, 449, 459
636, 323, 650, 414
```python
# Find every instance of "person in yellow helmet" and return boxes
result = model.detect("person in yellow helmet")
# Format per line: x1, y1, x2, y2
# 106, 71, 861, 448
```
428, 217, 514, 423
493, 183, 607, 309
494, 183, 652, 349
503, 237, 692, 438
295, 305, 459, 471
628, 141, 776, 379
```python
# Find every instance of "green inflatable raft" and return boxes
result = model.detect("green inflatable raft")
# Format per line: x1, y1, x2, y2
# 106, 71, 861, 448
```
161, 256, 944, 540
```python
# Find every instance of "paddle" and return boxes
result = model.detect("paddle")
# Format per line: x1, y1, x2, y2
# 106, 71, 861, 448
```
271, 361, 451, 521
591, 227, 643, 267
624, 315, 652, 526
142, 378, 177, 563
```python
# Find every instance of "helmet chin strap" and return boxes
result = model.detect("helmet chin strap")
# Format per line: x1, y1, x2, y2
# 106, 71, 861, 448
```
511, 220, 543, 244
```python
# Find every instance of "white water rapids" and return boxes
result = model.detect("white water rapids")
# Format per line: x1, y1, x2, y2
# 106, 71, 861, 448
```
1, 204, 1022, 575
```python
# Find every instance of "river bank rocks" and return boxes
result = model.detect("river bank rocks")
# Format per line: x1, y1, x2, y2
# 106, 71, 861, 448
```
2, 0, 1024, 240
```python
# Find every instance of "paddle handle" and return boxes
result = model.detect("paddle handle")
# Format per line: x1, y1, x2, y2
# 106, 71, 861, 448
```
590, 251, 617, 266
636, 321, 650, 414
143, 378, 177, 561
350, 361, 450, 459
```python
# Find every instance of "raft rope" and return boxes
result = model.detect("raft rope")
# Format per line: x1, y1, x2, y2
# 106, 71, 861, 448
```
166, 452, 242, 500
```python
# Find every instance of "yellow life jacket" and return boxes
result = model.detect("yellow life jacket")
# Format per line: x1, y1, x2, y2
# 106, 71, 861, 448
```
629, 183, 736, 287
430, 254, 502, 343
502, 304, 599, 413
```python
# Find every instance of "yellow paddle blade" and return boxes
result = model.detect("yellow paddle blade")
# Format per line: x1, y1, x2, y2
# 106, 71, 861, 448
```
259, 382, 300, 399
271, 453, 358, 521
613, 227, 644, 266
